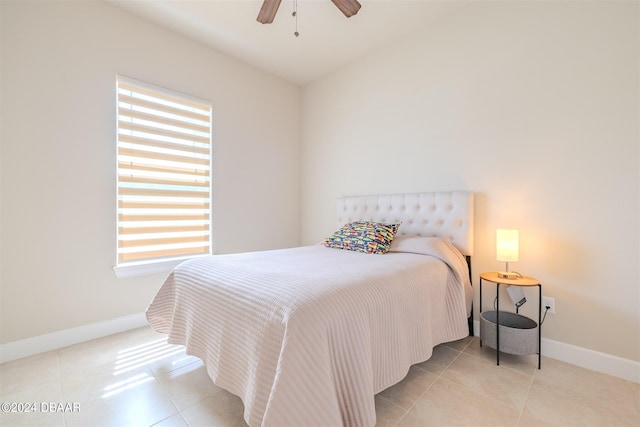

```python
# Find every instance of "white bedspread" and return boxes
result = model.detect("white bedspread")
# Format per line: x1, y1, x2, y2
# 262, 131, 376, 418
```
146, 239, 471, 427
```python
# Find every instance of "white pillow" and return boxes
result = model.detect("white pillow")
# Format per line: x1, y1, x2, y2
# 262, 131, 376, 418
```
389, 235, 444, 255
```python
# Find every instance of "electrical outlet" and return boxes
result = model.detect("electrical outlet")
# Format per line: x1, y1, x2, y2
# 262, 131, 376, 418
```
542, 296, 556, 314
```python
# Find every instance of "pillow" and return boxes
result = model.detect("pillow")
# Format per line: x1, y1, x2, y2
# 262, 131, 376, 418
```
389, 235, 446, 255
324, 221, 401, 254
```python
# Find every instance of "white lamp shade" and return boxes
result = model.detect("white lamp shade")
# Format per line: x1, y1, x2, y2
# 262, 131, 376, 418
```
496, 229, 519, 262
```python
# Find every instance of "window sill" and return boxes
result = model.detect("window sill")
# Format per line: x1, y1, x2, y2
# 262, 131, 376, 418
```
113, 255, 208, 279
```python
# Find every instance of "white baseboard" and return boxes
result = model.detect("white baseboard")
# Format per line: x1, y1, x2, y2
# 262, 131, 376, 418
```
0, 312, 148, 364
541, 336, 640, 384
473, 320, 640, 384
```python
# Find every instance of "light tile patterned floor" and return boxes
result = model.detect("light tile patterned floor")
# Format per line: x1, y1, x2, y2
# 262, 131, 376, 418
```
1, 326, 638, 426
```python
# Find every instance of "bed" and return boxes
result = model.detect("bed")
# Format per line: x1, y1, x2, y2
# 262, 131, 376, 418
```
146, 191, 474, 427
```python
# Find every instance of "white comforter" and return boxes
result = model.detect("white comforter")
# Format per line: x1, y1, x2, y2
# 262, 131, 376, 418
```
146, 238, 471, 427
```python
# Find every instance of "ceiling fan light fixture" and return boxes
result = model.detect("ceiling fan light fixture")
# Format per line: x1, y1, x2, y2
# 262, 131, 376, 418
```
257, 0, 361, 24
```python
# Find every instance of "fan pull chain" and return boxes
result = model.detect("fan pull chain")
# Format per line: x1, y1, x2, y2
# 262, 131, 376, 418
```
292, 0, 299, 37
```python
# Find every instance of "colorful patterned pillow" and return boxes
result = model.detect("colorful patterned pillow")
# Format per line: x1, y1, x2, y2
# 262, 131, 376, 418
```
324, 221, 402, 254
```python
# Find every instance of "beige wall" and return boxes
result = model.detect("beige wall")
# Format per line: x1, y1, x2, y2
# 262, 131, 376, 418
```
301, 1, 639, 361
0, 1, 301, 344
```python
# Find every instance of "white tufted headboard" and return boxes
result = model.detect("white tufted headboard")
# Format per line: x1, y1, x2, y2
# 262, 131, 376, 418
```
336, 192, 474, 256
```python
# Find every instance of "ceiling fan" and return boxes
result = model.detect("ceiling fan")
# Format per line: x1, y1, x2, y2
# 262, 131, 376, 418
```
257, 0, 362, 24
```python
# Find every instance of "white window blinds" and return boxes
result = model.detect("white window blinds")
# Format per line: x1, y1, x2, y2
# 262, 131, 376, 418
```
116, 77, 212, 265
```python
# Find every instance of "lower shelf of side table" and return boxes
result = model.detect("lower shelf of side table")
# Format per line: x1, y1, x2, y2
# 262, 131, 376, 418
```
480, 311, 539, 356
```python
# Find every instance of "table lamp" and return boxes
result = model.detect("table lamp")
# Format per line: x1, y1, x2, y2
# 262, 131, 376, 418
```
496, 229, 519, 279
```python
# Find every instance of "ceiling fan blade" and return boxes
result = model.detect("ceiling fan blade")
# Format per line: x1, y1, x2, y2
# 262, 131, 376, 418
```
257, 0, 282, 24
331, 0, 361, 18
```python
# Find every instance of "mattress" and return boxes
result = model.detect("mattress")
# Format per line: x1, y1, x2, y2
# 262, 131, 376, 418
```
146, 238, 471, 427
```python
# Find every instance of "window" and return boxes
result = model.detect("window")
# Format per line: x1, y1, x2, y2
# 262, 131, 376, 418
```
115, 76, 212, 273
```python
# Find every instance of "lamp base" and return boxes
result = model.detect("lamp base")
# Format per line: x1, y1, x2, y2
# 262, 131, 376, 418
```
498, 271, 518, 279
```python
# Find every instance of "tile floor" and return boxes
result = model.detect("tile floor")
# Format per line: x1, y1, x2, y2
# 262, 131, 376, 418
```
1, 326, 638, 427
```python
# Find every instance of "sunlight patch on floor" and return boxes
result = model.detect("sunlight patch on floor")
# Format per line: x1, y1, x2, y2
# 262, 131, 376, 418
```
101, 336, 187, 398
113, 338, 185, 375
